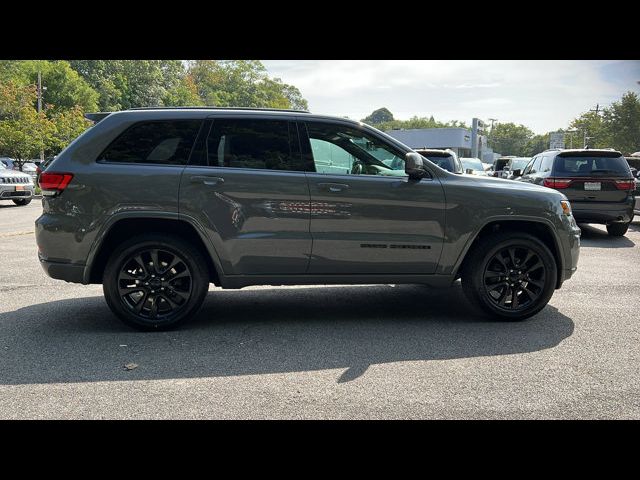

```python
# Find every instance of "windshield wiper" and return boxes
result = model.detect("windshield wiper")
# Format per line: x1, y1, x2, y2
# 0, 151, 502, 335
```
589, 169, 621, 174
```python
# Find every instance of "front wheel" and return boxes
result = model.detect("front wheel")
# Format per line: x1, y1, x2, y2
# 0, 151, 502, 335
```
103, 233, 210, 331
461, 232, 557, 321
12, 198, 31, 206
606, 222, 629, 237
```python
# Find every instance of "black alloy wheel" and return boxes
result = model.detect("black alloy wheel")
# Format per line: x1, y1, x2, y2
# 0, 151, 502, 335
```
103, 233, 209, 331
482, 246, 546, 312
461, 231, 557, 321
117, 248, 192, 320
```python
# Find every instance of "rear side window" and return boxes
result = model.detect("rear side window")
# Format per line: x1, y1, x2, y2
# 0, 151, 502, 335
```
540, 155, 553, 172
553, 155, 631, 176
205, 119, 308, 171
100, 120, 202, 165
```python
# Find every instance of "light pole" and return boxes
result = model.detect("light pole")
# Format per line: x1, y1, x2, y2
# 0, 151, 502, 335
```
37, 71, 47, 161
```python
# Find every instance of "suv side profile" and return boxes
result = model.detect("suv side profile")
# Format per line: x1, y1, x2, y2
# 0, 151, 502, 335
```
517, 148, 636, 236
36, 108, 581, 330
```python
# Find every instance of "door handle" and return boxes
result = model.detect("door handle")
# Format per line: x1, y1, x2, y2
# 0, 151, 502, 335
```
317, 183, 350, 193
190, 176, 224, 187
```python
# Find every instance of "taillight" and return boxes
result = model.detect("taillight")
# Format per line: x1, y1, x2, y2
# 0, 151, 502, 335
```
543, 178, 572, 189
39, 172, 74, 195
614, 180, 635, 191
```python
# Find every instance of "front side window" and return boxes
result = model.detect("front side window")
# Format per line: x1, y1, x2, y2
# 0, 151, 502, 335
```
304, 122, 406, 177
100, 120, 202, 165
205, 119, 307, 171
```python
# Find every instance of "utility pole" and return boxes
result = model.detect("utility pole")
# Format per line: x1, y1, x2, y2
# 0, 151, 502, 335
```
488, 118, 497, 130
37, 71, 44, 161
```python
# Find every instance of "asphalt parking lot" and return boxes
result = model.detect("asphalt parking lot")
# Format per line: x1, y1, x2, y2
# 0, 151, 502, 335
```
1, 201, 639, 419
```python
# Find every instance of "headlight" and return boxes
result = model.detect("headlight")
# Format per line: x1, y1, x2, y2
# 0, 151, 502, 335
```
560, 200, 572, 216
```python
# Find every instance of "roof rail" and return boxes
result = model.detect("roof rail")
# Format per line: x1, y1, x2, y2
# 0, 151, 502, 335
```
126, 106, 311, 113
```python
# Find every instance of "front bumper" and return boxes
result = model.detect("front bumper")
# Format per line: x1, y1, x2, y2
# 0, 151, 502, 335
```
0, 183, 34, 199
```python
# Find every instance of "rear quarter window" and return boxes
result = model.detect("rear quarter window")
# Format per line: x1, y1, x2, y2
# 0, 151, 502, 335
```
99, 120, 202, 165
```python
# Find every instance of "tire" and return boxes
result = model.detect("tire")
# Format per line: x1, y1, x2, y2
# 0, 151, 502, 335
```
461, 231, 557, 321
12, 198, 31, 206
103, 233, 210, 331
606, 222, 629, 237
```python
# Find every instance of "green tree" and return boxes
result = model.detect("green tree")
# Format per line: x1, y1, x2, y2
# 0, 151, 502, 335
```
0, 82, 56, 168
69, 60, 187, 110
163, 74, 203, 106
602, 91, 640, 155
188, 60, 308, 109
46, 106, 92, 155
487, 122, 534, 156
524, 133, 549, 157
362, 107, 394, 125
569, 111, 609, 149
0, 60, 99, 113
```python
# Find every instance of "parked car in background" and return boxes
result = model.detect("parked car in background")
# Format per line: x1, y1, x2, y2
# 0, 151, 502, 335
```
0, 161, 34, 206
36, 107, 580, 330
460, 157, 489, 176
21, 162, 39, 182
415, 148, 463, 174
490, 156, 514, 177
502, 157, 532, 180
491, 156, 531, 179
517, 148, 636, 236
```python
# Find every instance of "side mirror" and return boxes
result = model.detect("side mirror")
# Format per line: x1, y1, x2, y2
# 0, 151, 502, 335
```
512, 169, 522, 177
405, 152, 429, 180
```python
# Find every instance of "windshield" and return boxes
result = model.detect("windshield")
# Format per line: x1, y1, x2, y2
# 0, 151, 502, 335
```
461, 158, 484, 171
510, 158, 530, 170
552, 155, 631, 177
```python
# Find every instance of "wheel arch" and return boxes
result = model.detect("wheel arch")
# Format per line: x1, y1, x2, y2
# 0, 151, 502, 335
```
454, 218, 564, 289
86, 214, 222, 285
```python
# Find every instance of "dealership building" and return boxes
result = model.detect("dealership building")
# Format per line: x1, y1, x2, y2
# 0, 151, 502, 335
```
385, 126, 500, 163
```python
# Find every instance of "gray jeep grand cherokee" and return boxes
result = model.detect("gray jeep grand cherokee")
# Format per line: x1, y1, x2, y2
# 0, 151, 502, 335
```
36, 107, 581, 330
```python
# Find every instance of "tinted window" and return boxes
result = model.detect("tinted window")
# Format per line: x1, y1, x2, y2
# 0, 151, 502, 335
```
100, 120, 202, 165
424, 155, 456, 173
305, 122, 406, 177
523, 157, 536, 175
540, 155, 553, 172
553, 155, 631, 176
206, 119, 306, 171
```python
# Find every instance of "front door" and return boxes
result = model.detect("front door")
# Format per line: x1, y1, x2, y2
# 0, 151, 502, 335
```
301, 121, 446, 274
179, 118, 313, 275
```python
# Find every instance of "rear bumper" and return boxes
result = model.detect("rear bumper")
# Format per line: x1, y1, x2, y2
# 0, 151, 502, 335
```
38, 257, 86, 284
572, 199, 635, 224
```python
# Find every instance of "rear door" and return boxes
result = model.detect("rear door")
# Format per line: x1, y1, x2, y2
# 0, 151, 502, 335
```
551, 153, 633, 204
179, 117, 313, 275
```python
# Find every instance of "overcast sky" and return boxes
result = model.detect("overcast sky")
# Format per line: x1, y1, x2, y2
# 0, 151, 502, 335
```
262, 60, 640, 134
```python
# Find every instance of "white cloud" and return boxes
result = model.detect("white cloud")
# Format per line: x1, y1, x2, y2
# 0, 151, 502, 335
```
263, 60, 640, 134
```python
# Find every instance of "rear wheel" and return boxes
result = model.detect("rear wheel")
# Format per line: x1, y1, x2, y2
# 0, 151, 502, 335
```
606, 222, 629, 237
461, 231, 557, 321
103, 233, 210, 331
12, 198, 31, 206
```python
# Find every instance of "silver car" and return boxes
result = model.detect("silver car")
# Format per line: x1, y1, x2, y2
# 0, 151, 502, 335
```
0, 162, 35, 206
